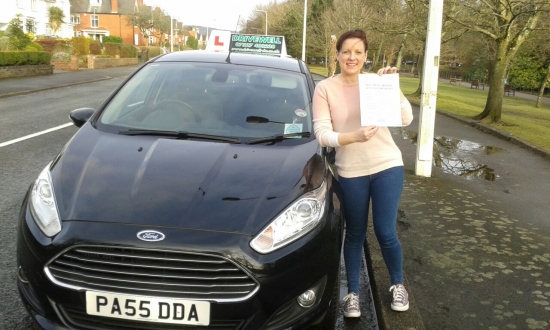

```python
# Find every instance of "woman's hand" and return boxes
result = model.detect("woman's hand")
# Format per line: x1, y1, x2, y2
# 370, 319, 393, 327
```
354, 126, 379, 142
377, 66, 397, 75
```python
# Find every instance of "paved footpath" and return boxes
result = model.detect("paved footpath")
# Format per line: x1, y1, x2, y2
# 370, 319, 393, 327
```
369, 104, 550, 329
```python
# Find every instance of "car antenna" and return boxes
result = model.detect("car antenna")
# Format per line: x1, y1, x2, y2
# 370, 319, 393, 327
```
225, 48, 232, 63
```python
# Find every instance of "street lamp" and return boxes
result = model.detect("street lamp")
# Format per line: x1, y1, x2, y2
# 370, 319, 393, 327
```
301, 0, 307, 61
255, 10, 267, 35
170, 15, 173, 52
92, 4, 100, 40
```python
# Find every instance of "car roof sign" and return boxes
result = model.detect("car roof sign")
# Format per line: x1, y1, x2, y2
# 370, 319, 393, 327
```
206, 30, 288, 57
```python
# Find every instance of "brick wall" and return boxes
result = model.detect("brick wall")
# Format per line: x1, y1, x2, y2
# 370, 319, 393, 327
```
87, 56, 138, 69
52, 55, 79, 71
0, 65, 54, 79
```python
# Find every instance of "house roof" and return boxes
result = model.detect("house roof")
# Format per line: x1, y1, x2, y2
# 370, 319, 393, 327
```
70, 0, 137, 15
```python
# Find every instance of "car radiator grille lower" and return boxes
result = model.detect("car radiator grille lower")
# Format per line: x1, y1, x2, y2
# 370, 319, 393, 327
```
58, 304, 244, 330
47, 246, 258, 301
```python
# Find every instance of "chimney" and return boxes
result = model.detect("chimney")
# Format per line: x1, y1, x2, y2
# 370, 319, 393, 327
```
111, 0, 118, 13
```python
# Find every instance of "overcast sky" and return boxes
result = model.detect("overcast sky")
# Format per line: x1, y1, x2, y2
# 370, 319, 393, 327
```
143, 0, 274, 32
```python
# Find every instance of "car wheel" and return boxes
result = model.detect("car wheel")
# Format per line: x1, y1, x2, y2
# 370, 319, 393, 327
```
318, 262, 341, 329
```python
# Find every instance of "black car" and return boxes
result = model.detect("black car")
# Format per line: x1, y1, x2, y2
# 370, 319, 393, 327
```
17, 50, 343, 329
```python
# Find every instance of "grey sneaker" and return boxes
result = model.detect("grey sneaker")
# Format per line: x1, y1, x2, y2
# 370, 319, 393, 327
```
389, 284, 409, 311
343, 292, 361, 317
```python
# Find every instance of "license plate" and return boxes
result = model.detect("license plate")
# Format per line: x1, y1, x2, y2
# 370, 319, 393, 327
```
86, 291, 210, 325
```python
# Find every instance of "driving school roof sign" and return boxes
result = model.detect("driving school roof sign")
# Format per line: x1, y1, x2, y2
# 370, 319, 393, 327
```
229, 35, 285, 56
206, 30, 288, 56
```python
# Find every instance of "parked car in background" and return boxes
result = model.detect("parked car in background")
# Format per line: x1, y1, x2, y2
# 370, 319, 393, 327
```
17, 50, 343, 329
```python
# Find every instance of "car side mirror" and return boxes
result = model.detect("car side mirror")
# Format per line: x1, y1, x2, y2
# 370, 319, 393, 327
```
69, 108, 96, 128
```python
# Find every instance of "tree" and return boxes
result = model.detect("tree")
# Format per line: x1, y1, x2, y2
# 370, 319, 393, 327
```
445, 0, 550, 122
126, 5, 155, 41
152, 10, 171, 47
48, 6, 65, 36
5, 15, 31, 50
186, 36, 198, 50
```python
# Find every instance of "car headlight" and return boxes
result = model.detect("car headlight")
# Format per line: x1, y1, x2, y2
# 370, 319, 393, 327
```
29, 164, 61, 237
250, 181, 327, 254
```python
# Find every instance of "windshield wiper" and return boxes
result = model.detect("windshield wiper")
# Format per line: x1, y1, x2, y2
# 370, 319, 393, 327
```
246, 132, 311, 145
119, 129, 241, 144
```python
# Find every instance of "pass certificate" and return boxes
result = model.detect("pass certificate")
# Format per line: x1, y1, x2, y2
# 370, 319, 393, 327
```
358, 73, 402, 127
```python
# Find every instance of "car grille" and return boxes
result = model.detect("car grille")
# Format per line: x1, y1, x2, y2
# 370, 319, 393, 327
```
58, 304, 244, 330
46, 246, 258, 301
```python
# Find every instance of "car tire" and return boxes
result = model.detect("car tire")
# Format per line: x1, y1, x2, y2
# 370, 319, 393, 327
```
318, 261, 341, 329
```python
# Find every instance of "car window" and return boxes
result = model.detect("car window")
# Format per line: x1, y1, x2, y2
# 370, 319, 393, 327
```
97, 62, 312, 140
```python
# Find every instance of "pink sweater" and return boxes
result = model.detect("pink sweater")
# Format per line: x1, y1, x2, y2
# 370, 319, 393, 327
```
313, 75, 413, 178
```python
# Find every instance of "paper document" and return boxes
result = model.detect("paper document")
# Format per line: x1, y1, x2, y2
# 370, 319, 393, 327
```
358, 74, 402, 127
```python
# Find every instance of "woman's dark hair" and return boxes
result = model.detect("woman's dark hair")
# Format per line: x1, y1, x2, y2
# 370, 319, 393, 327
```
336, 29, 368, 52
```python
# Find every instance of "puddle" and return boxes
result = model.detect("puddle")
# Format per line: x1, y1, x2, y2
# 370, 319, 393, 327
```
396, 130, 504, 181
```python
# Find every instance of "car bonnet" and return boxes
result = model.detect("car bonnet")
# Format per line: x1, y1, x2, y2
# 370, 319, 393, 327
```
49, 125, 325, 236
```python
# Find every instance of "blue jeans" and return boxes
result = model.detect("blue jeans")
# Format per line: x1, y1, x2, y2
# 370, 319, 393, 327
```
339, 166, 404, 294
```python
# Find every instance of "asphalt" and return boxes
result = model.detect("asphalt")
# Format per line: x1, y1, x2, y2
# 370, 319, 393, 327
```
2, 68, 550, 330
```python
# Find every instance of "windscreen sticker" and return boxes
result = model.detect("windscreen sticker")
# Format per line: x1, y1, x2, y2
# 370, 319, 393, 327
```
284, 123, 303, 135
295, 109, 307, 117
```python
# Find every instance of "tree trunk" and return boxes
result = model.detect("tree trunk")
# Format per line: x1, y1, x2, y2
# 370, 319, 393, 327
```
473, 42, 510, 122
536, 63, 550, 108
412, 41, 426, 97
328, 37, 337, 77
395, 34, 408, 72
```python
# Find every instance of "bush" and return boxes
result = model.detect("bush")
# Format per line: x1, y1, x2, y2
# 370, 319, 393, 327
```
90, 40, 102, 55
36, 39, 59, 53
121, 44, 137, 58
0, 36, 11, 51
51, 52, 70, 62
0, 51, 51, 66
103, 36, 123, 44
71, 37, 90, 55
25, 42, 44, 52
104, 42, 121, 56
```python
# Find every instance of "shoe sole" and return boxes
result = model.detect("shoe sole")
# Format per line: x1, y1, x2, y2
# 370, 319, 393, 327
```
391, 303, 409, 312
344, 311, 361, 317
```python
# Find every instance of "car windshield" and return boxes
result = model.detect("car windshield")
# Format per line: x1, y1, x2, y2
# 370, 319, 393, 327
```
96, 62, 312, 140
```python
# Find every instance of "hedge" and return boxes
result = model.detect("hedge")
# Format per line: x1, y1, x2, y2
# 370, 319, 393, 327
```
140, 46, 162, 58
0, 51, 52, 66
103, 36, 123, 44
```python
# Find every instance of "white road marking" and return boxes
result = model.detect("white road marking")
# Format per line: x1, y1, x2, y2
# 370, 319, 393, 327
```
0, 122, 74, 148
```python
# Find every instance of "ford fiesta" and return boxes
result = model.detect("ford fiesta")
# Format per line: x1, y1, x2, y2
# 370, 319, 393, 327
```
17, 50, 343, 329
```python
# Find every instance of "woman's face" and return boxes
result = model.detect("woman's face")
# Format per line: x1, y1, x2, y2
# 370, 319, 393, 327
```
337, 38, 367, 77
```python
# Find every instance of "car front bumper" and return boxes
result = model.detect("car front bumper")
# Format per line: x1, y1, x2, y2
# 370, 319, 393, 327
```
17, 193, 343, 330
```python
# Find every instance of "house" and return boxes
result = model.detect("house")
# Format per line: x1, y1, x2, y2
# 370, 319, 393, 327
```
0, 0, 73, 38
70, 0, 146, 45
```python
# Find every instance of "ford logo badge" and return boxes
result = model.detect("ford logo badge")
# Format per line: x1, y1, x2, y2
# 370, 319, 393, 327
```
137, 230, 165, 242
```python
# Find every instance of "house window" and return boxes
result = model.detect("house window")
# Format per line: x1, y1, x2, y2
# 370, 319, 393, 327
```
91, 15, 99, 28
71, 15, 80, 24
16, 0, 24, 8
31, 0, 37, 10
90, 0, 102, 5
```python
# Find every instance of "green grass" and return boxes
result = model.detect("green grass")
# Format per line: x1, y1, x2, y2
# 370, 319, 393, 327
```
308, 65, 550, 153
